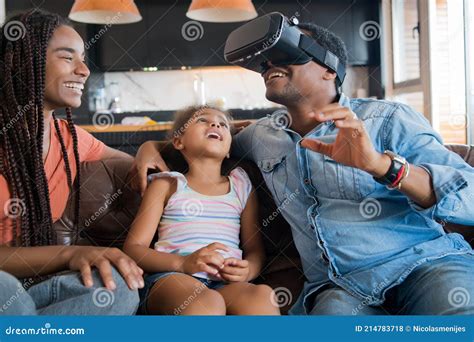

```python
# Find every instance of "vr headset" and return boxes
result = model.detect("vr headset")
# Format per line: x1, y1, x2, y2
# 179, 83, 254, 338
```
224, 12, 346, 86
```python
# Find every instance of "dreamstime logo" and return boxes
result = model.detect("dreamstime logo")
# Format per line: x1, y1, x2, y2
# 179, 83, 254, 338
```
448, 287, 470, 308
438, 192, 474, 227
262, 12, 300, 50
0, 278, 34, 314
359, 198, 382, 219
359, 21, 381, 41
352, 279, 388, 315
92, 111, 115, 130
0, 101, 34, 137
92, 287, 115, 308
173, 105, 210, 138
262, 189, 300, 227
3, 20, 26, 41
173, 282, 207, 315
270, 287, 293, 308
84, 189, 122, 227
85, 12, 123, 50
448, 114, 468, 131
181, 20, 204, 41
269, 109, 292, 130
182, 199, 203, 217
3, 198, 26, 219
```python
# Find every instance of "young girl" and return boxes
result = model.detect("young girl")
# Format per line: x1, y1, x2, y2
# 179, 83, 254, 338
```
124, 106, 280, 315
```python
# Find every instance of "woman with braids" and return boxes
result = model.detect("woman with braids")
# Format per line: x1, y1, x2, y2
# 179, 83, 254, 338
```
0, 9, 143, 315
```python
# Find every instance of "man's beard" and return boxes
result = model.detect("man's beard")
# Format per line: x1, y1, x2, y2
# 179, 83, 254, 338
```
266, 82, 304, 106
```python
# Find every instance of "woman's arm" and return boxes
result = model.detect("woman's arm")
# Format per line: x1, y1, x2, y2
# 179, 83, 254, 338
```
123, 177, 184, 273
0, 245, 74, 277
0, 245, 144, 290
101, 145, 134, 161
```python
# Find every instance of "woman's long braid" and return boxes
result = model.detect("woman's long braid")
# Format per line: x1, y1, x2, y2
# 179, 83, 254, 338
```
1, 35, 36, 245
66, 108, 81, 243
32, 18, 58, 245
0, 10, 80, 247
52, 110, 81, 244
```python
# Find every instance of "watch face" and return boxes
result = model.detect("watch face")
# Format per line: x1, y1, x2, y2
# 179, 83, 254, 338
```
394, 156, 406, 164
373, 151, 407, 186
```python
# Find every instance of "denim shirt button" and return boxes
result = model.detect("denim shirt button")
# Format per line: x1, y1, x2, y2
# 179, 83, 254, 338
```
304, 178, 310, 184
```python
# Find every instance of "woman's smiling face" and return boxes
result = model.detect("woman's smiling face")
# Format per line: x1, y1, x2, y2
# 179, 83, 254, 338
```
44, 25, 90, 111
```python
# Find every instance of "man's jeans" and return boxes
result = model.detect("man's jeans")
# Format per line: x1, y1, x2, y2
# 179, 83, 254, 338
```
309, 254, 474, 315
0, 267, 139, 315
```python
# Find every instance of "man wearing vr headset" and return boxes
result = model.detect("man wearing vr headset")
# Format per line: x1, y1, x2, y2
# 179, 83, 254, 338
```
132, 13, 474, 315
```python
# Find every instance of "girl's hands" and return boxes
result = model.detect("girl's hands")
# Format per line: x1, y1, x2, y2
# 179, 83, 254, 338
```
180, 243, 229, 277
220, 258, 250, 282
62, 246, 144, 291
179, 243, 251, 282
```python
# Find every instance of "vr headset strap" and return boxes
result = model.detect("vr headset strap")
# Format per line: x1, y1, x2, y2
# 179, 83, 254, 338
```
299, 35, 346, 85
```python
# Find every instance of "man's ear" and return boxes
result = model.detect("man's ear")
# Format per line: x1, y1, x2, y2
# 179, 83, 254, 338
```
172, 136, 184, 150
323, 69, 337, 81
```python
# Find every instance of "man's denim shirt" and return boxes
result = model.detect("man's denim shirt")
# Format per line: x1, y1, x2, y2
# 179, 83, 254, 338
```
232, 94, 474, 314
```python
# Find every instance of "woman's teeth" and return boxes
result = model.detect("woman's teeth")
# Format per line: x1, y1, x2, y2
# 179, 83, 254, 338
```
63, 82, 84, 91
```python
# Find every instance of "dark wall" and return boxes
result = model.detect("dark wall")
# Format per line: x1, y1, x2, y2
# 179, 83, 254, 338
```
88, 0, 381, 71
6, 0, 381, 71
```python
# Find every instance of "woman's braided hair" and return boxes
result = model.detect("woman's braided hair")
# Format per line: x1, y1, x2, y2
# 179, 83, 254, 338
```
0, 9, 81, 246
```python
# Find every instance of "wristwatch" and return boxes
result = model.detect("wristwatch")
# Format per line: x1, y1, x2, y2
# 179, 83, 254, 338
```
373, 150, 408, 189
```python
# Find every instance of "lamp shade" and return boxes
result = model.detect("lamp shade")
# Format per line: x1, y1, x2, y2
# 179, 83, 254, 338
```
186, 0, 257, 23
69, 0, 142, 25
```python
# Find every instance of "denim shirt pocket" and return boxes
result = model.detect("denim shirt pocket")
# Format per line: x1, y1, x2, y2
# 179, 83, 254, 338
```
323, 155, 377, 201
258, 156, 288, 205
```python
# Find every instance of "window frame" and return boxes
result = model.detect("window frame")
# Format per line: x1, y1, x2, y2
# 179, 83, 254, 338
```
382, 0, 434, 122
383, 0, 474, 143
465, 0, 474, 144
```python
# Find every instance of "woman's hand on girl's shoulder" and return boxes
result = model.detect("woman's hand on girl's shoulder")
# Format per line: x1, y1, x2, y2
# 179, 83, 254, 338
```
128, 141, 170, 196
60, 246, 144, 291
